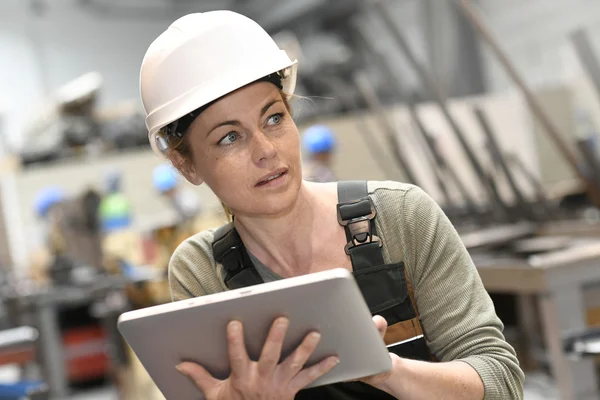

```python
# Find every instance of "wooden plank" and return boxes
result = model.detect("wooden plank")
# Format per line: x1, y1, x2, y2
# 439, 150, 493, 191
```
477, 263, 546, 293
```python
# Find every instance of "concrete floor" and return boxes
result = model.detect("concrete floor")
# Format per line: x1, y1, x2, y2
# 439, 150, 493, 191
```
0, 358, 560, 399
523, 372, 559, 400
69, 387, 118, 400
65, 372, 559, 400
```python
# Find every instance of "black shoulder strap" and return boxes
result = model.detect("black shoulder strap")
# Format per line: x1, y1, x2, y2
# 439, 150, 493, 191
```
212, 223, 264, 289
338, 180, 370, 206
213, 181, 384, 289
337, 181, 384, 271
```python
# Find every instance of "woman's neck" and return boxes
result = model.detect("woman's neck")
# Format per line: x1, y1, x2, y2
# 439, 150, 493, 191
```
233, 181, 339, 277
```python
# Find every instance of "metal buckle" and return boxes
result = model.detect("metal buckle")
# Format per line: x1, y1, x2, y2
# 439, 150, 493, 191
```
221, 246, 244, 274
337, 198, 382, 255
336, 197, 377, 226
344, 229, 382, 255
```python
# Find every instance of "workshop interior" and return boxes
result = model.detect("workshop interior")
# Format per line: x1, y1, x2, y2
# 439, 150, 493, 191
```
2, 0, 600, 398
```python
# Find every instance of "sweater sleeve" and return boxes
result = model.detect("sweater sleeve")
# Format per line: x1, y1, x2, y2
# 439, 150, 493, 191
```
169, 240, 206, 301
400, 186, 524, 400
168, 231, 227, 301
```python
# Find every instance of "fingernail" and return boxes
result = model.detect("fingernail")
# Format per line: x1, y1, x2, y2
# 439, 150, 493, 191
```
330, 357, 340, 366
176, 364, 187, 376
229, 321, 241, 332
276, 317, 289, 329
310, 332, 321, 343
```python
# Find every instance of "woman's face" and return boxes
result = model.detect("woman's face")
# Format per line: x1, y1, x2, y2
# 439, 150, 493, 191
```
182, 82, 303, 218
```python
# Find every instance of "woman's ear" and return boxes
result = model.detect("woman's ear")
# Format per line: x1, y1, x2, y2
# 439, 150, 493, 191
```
169, 152, 204, 186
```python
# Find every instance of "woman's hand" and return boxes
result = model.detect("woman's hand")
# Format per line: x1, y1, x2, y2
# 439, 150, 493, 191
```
176, 317, 340, 400
357, 316, 401, 388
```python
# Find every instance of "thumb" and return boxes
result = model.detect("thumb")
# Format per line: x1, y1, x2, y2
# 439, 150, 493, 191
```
372, 315, 388, 340
177, 362, 219, 391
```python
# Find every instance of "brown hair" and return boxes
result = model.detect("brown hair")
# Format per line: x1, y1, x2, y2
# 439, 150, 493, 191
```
166, 89, 293, 221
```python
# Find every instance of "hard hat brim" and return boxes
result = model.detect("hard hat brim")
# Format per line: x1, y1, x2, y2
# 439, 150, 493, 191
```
147, 57, 298, 158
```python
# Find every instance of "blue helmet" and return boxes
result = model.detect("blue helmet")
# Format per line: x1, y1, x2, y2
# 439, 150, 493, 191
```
152, 163, 178, 193
302, 125, 336, 154
105, 169, 122, 193
34, 187, 65, 218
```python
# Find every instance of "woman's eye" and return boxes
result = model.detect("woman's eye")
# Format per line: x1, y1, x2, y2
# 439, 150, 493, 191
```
267, 113, 283, 125
219, 132, 239, 145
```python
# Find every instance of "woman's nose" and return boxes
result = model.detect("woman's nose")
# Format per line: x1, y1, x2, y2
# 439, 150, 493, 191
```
251, 130, 277, 164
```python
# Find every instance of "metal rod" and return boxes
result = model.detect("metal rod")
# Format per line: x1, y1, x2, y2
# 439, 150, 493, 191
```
576, 137, 600, 184
348, 21, 484, 215
372, 0, 507, 218
473, 106, 540, 221
454, 0, 600, 207
323, 75, 398, 180
36, 299, 68, 399
353, 72, 421, 185
505, 152, 557, 218
484, 167, 516, 223
570, 30, 600, 104
341, 23, 427, 184
407, 97, 480, 213
348, 25, 453, 203
353, 118, 400, 181
430, 161, 453, 206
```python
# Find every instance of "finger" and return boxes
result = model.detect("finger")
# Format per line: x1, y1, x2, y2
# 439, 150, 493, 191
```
227, 320, 250, 379
280, 331, 321, 376
177, 362, 220, 392
289, 356, 340, 392
372, 315, 388, 340
257, 317, 289, 375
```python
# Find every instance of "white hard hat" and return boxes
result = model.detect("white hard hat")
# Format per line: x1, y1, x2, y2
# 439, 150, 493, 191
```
56, 72, 103, 105
140, 10, 298, 157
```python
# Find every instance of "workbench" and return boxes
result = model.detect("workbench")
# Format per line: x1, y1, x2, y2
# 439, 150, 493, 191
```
12, 274, 137, 399
473, 239, 600, 400
538, 220, 600, 238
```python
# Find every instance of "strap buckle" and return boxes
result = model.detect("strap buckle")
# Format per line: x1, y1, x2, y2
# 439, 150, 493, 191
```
337, 198, 382, 255
220, 246, 244, 276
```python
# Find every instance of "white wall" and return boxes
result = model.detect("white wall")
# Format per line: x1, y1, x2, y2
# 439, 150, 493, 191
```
0, 0, 209, 152
477, 0, 600, 93
0, 2, 45, 153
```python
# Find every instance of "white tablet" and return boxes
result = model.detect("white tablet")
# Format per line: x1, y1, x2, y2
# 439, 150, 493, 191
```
118, 268, 392, 399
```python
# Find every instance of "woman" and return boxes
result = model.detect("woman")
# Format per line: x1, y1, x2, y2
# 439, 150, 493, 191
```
140, 10, 524, 400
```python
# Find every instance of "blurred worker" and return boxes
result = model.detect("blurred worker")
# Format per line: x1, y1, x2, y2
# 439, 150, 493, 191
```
30, 186, 68, 283
152, 163, 202, 223
33, 186, 68, 253
99, 192, 132, 234
104, 169, 122, 194
98, 171, 148, 284
34, 186, 65, 220
301, 124, 337, 182
99, 170, 132, 233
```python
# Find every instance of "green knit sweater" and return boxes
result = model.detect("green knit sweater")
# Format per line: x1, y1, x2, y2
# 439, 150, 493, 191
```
169, 181, 525, 399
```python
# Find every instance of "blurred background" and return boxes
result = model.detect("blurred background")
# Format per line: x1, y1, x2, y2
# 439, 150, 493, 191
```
2, 0, 600, 398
